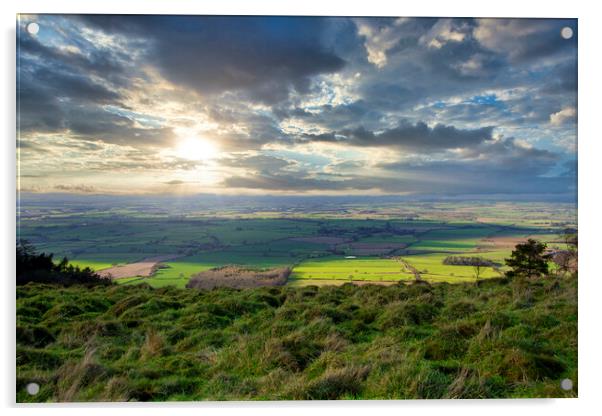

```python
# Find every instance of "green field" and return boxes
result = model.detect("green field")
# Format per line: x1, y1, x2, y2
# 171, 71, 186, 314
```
67, 259, 120, 271
290, 257, 415, 282
402, 253, 501, 281
18, 200, 576, 287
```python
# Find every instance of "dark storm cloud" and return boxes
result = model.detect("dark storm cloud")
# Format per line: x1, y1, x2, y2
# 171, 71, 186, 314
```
77, 15, 346, 103
300, 121, 494, 151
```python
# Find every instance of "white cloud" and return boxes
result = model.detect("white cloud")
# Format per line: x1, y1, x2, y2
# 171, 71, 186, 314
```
354, 18, 409, 68
549, 107, 577, 126
419, 19, 466, 49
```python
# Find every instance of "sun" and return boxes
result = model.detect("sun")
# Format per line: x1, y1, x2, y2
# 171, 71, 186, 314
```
174, 137, 218, 161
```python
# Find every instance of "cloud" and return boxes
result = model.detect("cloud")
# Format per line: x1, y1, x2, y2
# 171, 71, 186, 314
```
17, 21, 173, 149
18, 28, 128, 134
219, 154, 294, 172
474, 18, 577, 64
301, 121, 494, 151
419, 18, 467, 49
18, 32, 130, 87
550, 107, 577, 126
16, 16, 577, 197
223, 173, 366, 192
375, 137, 565, 192
66, 107, 176, 147
163, 179, 201, 186
354, 18, 410, 67
53, 184, 97, 193
78, 15, 345, 103
219, 134, 568, 195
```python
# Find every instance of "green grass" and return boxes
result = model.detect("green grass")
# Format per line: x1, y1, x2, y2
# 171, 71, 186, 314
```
118, 256, 220, 289
408, 227, 501, 253
292, 257, 418, 282
67, 259, 118, 271
355, 233, 417, 244
402, 253, 502, 280
16, 275, 578, 401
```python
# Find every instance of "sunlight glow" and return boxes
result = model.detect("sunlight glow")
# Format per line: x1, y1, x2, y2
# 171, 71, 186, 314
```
174, 137, 219, 161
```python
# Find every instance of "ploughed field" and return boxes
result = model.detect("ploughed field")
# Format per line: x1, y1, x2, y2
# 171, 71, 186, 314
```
17, 202, 576, 288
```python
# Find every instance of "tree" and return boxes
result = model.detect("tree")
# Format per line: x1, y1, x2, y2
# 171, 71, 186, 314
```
473, 256, 484, 281
556, 229, 578, 276
505, 239, 551, 279
17, 240, 112, 286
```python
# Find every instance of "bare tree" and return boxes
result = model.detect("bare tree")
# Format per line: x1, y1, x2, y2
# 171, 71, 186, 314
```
557, 229, 578, 276
473, 256, 484, 282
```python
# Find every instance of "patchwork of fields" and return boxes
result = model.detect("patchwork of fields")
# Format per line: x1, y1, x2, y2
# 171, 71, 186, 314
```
17, 200, 576, 288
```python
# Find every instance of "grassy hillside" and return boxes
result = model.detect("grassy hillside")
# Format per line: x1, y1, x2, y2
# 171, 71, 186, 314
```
16, 275, 577, 401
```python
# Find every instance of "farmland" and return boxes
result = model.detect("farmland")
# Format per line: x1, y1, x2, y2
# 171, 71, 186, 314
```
290, 257, 415, 282
17, 195, 576, 288
16, 195, 578, 401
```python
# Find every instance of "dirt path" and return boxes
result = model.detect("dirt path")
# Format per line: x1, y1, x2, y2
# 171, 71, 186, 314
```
98, 254, 181, 280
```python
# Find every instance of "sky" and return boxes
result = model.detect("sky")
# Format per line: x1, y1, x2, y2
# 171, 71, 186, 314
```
17, 15, 577, 197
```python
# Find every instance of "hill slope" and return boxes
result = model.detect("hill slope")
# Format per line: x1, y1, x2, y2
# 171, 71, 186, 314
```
16, 276, 577, 401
